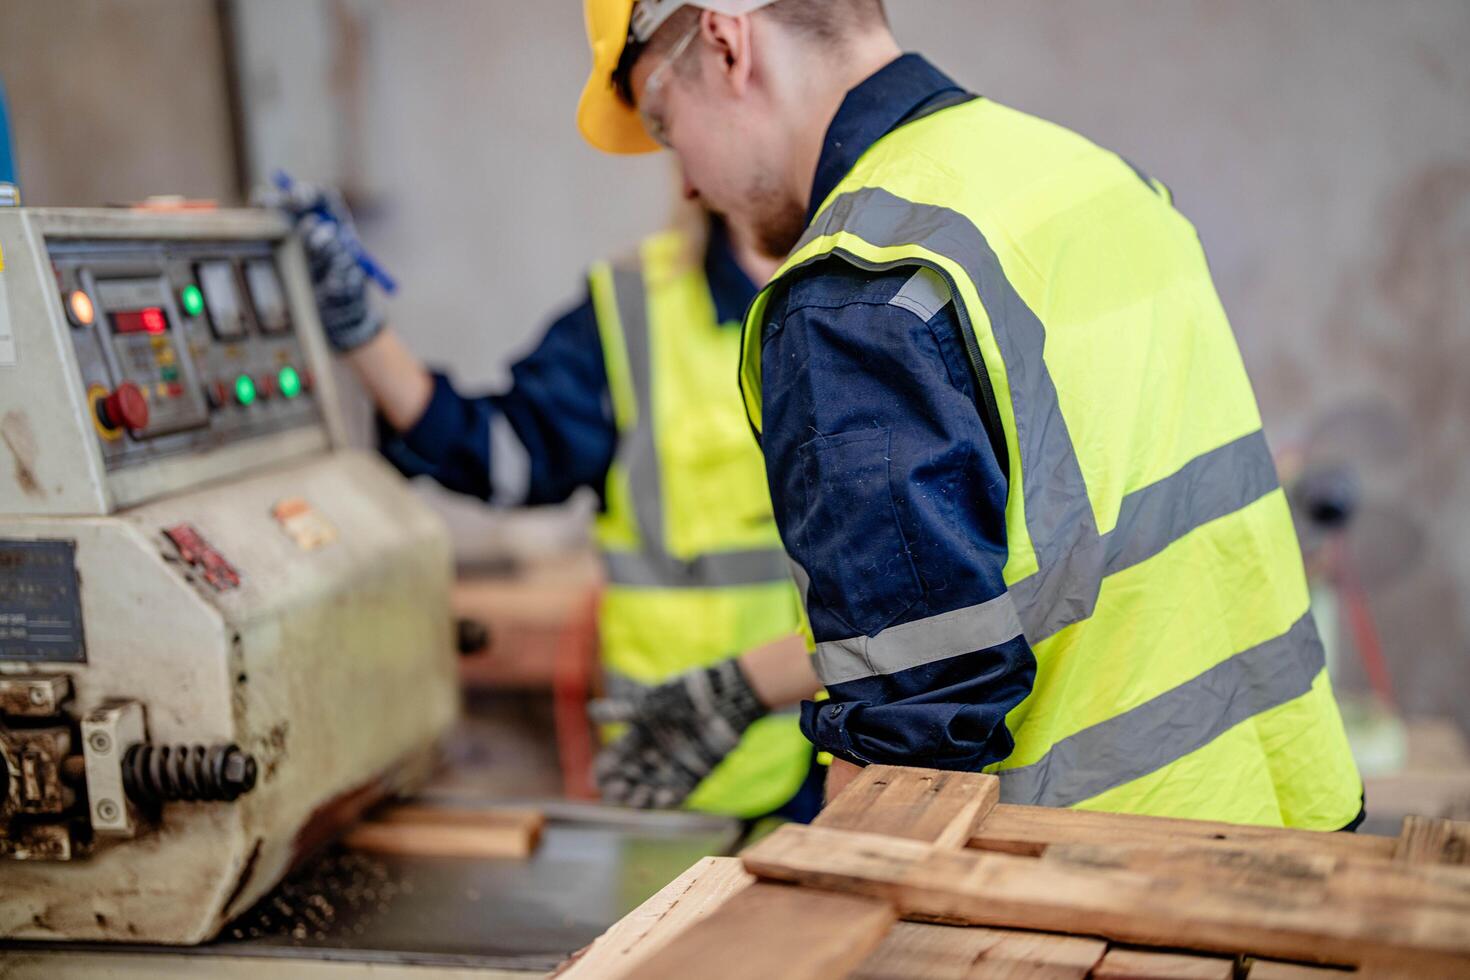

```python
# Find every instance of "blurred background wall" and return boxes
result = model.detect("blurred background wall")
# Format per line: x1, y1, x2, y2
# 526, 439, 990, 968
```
2, 0, 1467, 733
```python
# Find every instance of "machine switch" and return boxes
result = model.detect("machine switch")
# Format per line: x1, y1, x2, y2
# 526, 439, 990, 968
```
278, 365, 302, 399
180, 283, 205, 318
66, 289, 96, 327
97, 383, 150, 433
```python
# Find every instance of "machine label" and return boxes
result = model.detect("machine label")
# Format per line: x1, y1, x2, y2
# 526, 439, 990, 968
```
272, 497, 337, 551
0, 539, 87, 663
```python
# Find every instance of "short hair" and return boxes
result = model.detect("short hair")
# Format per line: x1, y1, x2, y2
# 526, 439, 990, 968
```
761, 0, 888, 45
614, 0, 888, 105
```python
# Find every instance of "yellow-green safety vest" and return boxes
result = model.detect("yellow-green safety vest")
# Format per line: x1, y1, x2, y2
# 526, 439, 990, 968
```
740, 96, 1362, 829
591, 228, 813, 819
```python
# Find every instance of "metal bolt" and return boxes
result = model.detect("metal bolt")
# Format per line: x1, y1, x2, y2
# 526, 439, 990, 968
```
96, 799, 119, 821
88, 731, 112, 754
222, 749, 258, 795
27, 686, 47, 706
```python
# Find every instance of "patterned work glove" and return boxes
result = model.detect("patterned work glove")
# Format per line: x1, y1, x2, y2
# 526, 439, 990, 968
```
260, 183, 384, 352
591, 659, 767, 809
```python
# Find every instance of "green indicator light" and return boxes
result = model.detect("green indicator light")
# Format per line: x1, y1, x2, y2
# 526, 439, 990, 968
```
181, 284, 204, 318
235, 374, 256, 406
160, 366, 179, 382
278, 365, 302, 400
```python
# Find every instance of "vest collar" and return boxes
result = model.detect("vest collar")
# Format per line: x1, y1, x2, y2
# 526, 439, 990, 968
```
704, 215, 758, 326
808, 53, 968, 224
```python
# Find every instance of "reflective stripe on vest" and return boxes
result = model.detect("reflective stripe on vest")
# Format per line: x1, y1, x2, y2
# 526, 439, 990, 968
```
741, 97, 1359, 823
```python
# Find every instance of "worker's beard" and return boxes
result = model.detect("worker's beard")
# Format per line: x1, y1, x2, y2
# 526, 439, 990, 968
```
745, 174, 809, 260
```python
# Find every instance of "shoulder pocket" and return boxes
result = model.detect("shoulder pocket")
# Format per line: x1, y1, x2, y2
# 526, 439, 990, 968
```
796, 427, 922, 637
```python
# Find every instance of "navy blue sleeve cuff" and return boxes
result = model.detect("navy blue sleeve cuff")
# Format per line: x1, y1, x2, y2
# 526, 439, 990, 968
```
400, 372, 475, 465
799, 636, 1036, 772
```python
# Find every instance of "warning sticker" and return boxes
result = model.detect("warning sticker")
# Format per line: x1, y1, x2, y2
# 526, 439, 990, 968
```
0, 539, 88, 663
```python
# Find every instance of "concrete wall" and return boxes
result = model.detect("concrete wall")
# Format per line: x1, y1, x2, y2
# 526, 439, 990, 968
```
0, 0, 239, 206
6, 1, 1468, 727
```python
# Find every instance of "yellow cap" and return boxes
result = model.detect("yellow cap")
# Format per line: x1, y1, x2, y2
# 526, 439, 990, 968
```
578, 0, 661, 155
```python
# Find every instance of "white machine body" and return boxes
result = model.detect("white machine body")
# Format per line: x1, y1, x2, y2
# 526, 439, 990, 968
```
0, 209, 459, 943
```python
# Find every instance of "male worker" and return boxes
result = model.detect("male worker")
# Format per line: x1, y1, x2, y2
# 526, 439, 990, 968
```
280, 188, 826, 819
578, 0, 1365, 828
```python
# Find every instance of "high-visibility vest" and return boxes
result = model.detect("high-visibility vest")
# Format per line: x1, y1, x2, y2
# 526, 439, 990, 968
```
590, 228, 814, 818
740, 96, 1362, 828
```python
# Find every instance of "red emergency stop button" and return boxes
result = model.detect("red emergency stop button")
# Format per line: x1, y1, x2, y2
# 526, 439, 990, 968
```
97, 382, 150, 433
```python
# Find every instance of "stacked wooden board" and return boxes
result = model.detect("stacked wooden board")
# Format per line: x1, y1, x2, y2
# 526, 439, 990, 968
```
343, 803, 545, 859
557, 766, 1470, 978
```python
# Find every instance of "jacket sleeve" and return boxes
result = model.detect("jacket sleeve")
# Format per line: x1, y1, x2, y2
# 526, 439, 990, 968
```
758, 260, 1036, 771
378, 294, 619, 506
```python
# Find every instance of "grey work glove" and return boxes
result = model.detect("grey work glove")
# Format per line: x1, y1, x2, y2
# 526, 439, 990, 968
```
260, 183, 384, 352
591, 659, 767, 809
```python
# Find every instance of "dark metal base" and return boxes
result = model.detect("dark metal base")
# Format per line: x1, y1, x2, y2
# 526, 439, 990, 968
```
1, 801, 742, 973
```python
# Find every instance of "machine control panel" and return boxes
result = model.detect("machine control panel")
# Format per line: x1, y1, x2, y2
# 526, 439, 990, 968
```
50, 239, 324, 472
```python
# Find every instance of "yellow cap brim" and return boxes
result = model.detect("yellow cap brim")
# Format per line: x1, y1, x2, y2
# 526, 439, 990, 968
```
578, 1, 661, 155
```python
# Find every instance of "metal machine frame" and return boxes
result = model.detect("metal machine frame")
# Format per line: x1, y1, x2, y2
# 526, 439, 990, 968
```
0, 208, 459, 944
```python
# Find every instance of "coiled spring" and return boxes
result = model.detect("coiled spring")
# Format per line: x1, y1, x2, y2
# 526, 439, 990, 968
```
122, 743, 258, 806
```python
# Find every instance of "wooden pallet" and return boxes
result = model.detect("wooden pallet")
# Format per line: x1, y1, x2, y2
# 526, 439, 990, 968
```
558, 766, 1470, 979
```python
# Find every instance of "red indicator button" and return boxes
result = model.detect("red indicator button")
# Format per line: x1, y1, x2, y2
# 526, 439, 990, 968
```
167, 382, 184, 398
97, 382, 150, 433
112, 307, 169, 335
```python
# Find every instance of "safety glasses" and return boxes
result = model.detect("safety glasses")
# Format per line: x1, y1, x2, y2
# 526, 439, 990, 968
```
637, 21, 700, 148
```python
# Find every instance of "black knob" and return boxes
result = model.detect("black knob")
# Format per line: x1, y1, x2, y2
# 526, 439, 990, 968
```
457, 618, 491, 656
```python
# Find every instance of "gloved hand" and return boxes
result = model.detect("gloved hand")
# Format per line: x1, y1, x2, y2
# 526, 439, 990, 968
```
260, 182, 384, 352
591, 659, 767, 809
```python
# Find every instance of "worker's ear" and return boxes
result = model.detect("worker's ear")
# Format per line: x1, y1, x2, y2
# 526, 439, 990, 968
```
700, 11, 754, 96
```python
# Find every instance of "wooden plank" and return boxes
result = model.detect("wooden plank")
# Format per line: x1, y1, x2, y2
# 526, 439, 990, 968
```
341, 806, 543, 859
969, 804, 1396, 863
1040, 841, 1470, 913
816, 765, 1000, 849
1246, 961, 1355, 978
1393, 815, 1470, 865
618, 882, 896, 980
1092, 948, 1235, 979
740, 823, 1470, 971
854, 923, 1104, 980
372, 803, 544, 832
555, 857, 752, 979
967, 931, 1105, 978
853, 922, 1010, 980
